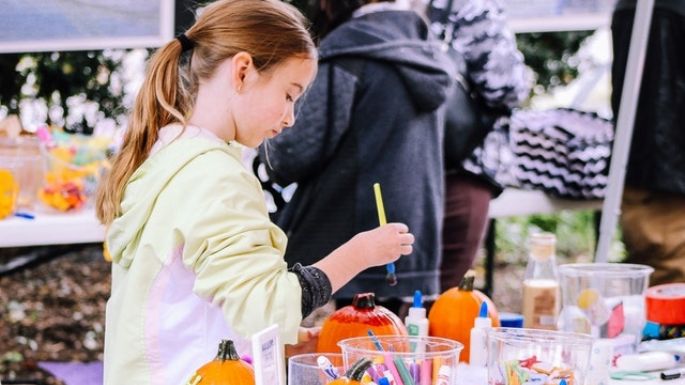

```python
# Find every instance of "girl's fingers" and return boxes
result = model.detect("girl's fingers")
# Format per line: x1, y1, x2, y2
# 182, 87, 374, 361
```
400, 233, 415, 245
389, 222, 409, 233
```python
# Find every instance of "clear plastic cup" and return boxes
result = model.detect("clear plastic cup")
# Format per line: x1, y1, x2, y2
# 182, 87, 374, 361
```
287, 353, 344, 385
338, 336, 463, 385
0, 137, 45, 211
558, 263, 653, 352
487, 328, 593, 385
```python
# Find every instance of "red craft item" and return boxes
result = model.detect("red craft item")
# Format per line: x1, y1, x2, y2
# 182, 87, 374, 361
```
317, 293, 407, 353
646, 284, 685, 325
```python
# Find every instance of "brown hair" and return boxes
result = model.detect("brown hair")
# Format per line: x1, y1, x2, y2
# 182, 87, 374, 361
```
96, 0, 316, 225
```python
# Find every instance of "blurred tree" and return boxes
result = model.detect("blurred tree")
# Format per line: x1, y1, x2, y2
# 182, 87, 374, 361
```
517, 31, 594, 92
0, 51, 125, 134
0, 1, 592, 134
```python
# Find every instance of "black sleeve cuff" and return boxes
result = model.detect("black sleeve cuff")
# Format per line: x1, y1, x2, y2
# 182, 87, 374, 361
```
290, 263, 333, 319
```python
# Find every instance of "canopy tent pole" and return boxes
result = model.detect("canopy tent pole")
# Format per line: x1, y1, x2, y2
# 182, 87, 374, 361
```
595, 0, 655, 262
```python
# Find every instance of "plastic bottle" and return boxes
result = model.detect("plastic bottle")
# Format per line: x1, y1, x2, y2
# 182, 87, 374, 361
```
405, 290, 429, 353
469, 301, 492, 367
522, 232, 560, 330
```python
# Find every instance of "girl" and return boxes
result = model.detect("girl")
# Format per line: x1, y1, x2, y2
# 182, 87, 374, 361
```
95, 1, 414, 384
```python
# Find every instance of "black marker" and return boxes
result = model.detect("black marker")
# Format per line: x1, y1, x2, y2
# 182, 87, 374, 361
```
661, 368, 685, 381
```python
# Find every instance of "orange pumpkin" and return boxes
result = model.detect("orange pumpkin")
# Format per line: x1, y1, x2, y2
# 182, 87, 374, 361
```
327, 358, 373, 385
186, 340, 254, 385
428, 274, 500, 363
317, 293, 407, 353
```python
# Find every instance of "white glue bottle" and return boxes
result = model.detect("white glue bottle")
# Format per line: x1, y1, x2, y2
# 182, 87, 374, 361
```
469, 301, 492, 367
405, 290, 429, 353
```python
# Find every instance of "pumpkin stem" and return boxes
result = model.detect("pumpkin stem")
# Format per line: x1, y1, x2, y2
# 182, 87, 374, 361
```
216, 340, 241, 361
458, 273, 475, 292
345, 357, 373, 381
352, 293, 376, 310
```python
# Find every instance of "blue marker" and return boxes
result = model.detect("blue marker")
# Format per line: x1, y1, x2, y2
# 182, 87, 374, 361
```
367, 329, 385, 352
14, 212, 35, 220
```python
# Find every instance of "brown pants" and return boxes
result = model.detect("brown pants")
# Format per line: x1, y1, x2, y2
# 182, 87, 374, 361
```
621, 187, 685, 285
440, 172, 493, 291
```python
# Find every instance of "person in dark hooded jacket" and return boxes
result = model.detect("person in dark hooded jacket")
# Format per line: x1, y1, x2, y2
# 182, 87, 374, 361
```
259, 0, 454, 312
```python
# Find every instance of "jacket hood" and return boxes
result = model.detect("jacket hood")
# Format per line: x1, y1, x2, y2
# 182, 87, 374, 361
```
319, 10, 455, 111
107, 138, 233, 267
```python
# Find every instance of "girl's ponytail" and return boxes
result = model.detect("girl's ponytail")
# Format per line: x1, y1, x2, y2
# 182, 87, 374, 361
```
96, 38, 190, 225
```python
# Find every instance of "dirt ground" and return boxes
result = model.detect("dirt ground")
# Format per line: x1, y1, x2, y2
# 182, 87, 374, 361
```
0, 245, 526, 384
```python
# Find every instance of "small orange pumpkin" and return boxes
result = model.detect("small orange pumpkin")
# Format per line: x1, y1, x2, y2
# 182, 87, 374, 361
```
317, 293, 407, 353
328, 358, 373, 385
186, 340, 254, 385
428, 273, 500, 362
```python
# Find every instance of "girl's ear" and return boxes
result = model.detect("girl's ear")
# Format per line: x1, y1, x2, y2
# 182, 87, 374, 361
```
231, 52, 254, 93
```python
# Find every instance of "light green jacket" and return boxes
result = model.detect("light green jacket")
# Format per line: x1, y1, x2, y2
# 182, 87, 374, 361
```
103, 135, 302, 385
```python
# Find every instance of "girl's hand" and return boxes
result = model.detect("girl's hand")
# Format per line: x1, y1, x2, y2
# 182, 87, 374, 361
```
351, 223, 414, 267
285, 326, 321, 358
312, 223, 414, 293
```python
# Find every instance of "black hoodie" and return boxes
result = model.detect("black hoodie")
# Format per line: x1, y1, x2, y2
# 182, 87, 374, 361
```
259, 9, 455, 298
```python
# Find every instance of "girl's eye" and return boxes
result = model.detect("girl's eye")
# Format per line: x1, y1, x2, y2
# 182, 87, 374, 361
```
286, 94, 294, 102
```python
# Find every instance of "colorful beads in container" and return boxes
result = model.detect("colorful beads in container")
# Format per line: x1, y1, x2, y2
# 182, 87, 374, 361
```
501, 357, 575, 385
0, 169, 18, 219
429, 273, 500, 362
186, 340, 254, 385
317, 293, 407, 353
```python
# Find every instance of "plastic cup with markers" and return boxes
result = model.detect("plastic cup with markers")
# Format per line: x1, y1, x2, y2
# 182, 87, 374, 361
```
338, 335, 463, 385
288, 353, 345, 385
486, 328, 593, 385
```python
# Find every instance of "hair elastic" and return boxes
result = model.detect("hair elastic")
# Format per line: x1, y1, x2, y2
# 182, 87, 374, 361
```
176, 33, 195, 52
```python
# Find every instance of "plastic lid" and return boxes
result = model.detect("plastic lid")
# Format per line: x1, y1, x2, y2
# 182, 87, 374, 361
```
478, 301, 488, 318
413, 290, 423, 308
474, 302, 492, 328
499, 312, 525, 328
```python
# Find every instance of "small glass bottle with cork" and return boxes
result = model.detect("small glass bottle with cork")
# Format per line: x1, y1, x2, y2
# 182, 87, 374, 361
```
522, 232, 560, 330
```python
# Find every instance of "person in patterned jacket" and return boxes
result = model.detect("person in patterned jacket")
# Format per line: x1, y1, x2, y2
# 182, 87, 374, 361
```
424, 0, 532, 290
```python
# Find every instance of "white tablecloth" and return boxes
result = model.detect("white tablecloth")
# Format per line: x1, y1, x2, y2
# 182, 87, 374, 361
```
457, 364, 685, 385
